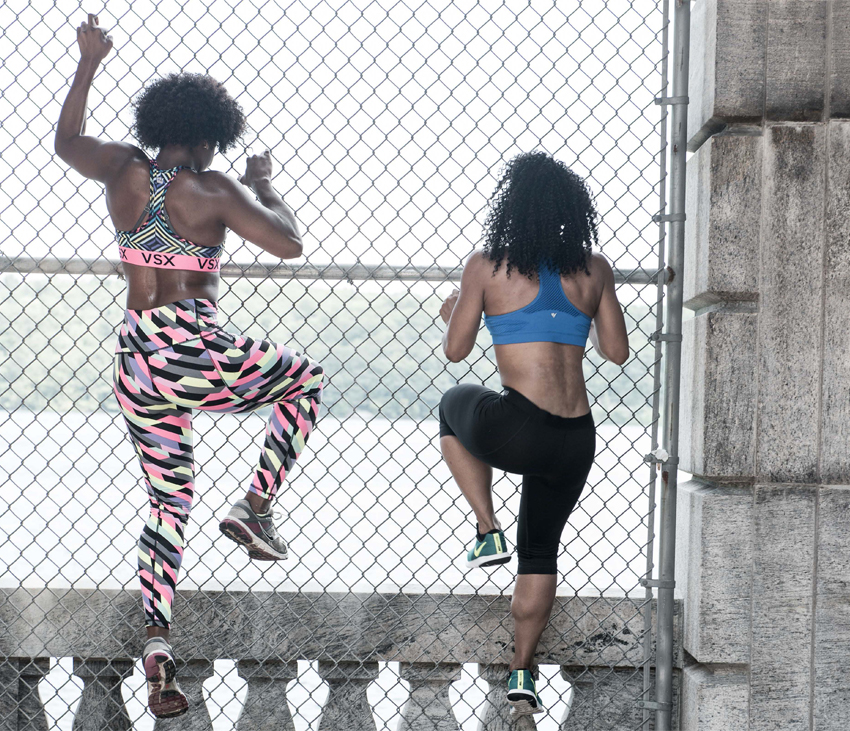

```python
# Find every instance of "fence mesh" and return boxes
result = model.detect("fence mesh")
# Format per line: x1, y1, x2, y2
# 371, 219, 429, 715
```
0, 1, 669, 729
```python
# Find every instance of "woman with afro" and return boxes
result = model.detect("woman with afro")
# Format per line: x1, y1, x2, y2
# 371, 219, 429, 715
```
438, 150, 629, 716
55, 15, 324, 718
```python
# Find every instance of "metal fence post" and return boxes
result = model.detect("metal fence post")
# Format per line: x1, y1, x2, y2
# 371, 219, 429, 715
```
655, 1, 691, 729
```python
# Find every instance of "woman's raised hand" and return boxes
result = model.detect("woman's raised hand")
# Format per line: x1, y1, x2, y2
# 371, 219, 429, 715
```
77, 13, 113, 65
239, 150, 274, 189
440, 288, 460, 324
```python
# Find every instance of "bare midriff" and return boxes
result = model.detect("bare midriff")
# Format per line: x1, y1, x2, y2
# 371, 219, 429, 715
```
494, 341, 591, 418
122, 264, 220, 311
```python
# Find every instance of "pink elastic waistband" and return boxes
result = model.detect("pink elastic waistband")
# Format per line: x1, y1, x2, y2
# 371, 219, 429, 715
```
119, 247, 220, 272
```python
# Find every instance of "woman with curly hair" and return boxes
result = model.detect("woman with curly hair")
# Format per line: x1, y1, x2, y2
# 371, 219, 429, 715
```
438, 150, 629, 716
55, 15, 324, 717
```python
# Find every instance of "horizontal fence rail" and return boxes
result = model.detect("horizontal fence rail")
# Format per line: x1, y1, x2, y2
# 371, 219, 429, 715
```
0, 255, 662, 285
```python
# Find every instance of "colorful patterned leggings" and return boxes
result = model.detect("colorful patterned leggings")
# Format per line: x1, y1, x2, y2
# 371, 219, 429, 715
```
113, 299, 324, 628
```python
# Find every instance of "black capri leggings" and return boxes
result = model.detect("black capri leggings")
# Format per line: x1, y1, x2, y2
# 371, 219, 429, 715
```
439, 383, 596, 574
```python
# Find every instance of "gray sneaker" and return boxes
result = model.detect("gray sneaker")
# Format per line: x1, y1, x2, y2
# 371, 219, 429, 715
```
143, 637, 188, 718
219, 499, 289, 561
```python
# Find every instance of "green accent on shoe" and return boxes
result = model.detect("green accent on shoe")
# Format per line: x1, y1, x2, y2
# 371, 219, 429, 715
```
507, 669, 545, 716
465, 529, 511, 569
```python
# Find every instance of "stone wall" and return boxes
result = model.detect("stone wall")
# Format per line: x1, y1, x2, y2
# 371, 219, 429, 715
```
678, 2, 850, 729
0, 588, 680, 731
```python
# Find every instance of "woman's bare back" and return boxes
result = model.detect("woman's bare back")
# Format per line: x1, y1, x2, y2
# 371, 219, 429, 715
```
482, 254, 607, 417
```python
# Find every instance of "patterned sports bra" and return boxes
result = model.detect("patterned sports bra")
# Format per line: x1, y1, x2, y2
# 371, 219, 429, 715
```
116, 159, 222, 272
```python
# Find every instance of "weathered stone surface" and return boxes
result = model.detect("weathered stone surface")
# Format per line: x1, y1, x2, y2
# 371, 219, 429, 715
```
813, 486, 850, 730
821, 122, 850, 483
0, 658, 49, 731
676, 481, 753, 665
559, 667, 644, 731
0, 589, 670, 669
684, 134, 762, 309
236, 660, 298, 731
477, 664, 536, 731
749, 485, 817, 731
398, 662, 461, 731
757, 124, 825, 483
153, 660, 213, 731
688, 0, 768, 144
681, 663, 747, 731
317, 661, 378, 731
765, 2, 827, 121
72, 659, 133, 731
831, 1, 850, 117
681, 312, 758, 479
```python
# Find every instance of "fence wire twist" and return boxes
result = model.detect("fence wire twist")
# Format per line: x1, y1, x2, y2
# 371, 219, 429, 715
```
0, 1, 671, 729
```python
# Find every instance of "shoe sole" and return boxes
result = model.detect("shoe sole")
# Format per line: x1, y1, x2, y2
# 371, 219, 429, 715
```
144, 652, 188, 718
464, 553, 512, 570
507, 691, 545, 716
219, 517, 288, 561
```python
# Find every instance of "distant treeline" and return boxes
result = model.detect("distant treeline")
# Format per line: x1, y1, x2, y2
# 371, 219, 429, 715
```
0, 274, 659, 426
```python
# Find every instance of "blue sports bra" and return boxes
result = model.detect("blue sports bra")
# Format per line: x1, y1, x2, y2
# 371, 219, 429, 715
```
483, 265, 592, 346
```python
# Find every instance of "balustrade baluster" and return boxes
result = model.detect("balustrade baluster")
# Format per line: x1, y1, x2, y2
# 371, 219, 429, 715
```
477, 664, 537, 731
236, 660, 297, 731
317, 661, 378, 731
152, 659, 214, 731
72, 659, 133, 731
398, 662, 461, 731
559, 667, 643, 731
0, 658, 50, 731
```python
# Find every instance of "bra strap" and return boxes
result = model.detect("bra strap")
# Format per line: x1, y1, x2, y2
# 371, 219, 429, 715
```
148, 159, 184, 219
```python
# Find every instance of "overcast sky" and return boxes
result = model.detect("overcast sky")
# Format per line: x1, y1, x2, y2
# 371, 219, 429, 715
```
0, 0, 664, 272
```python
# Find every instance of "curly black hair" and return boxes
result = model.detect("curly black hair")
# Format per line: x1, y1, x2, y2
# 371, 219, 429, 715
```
132, 73, 245, 153
482, 151, 598, 278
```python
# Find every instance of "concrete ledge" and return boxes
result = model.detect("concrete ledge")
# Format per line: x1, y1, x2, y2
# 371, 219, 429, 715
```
0, 589, 679, 669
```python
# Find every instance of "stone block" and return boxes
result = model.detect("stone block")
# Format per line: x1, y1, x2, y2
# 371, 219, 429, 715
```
681, 312, 758, 479
688, 0, 768, 145
813, 486, 850, 730
821, 122, 850, 483
831, 1, 850, 117
681, 663, 748, 731
684, 134, 762, 309
765, 2, 827, 121
559, 667, 646, 731
749, 484, 817, 731
757, 124, 825, 483
676, 481, 753, 665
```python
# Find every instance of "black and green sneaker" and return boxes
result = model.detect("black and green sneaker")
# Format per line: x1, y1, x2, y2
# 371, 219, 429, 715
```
507, 668, 545, 716
465, 528, 511, 569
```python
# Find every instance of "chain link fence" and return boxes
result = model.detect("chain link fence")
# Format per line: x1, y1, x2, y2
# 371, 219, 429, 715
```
0, 0, 674, 728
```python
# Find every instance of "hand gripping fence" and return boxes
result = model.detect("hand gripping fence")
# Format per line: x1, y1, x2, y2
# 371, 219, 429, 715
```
0, 1, 689, 729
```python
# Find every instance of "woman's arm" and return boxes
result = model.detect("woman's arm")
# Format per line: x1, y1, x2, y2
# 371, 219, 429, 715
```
215, 151, 303, 259
589, 254, 630, 365
54, 14, 135, 182
440, 251, 487, 362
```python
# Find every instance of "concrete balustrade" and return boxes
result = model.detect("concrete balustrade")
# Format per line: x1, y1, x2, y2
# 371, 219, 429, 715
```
0, 588, 680, 730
